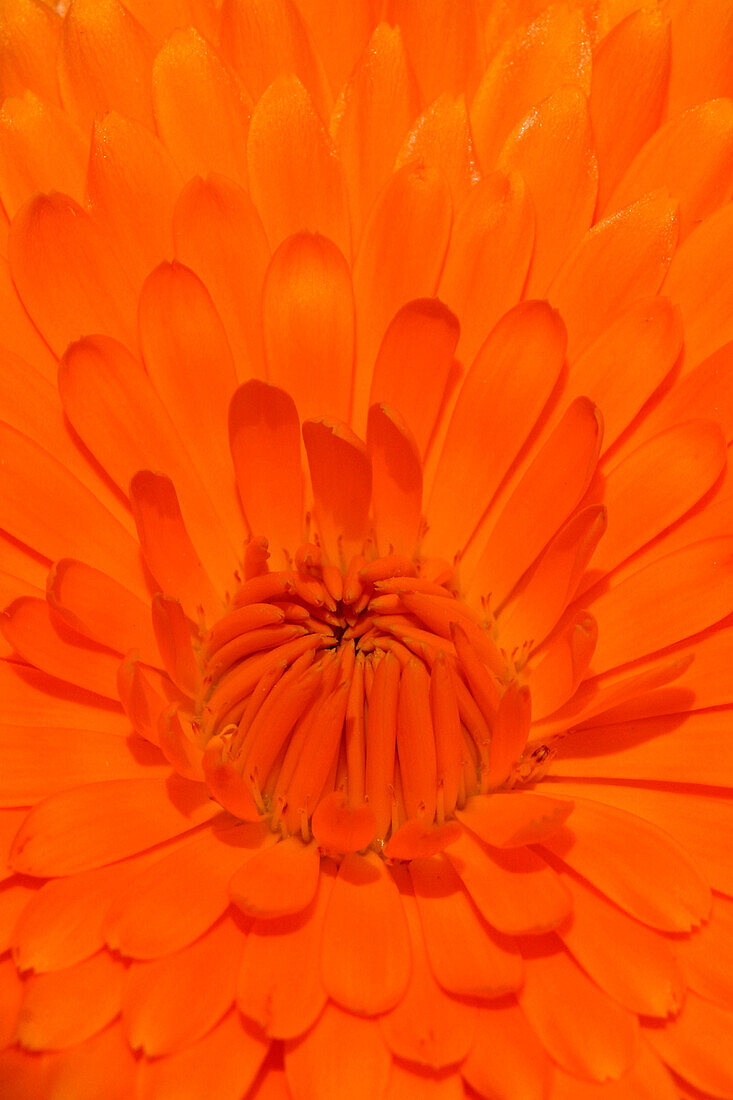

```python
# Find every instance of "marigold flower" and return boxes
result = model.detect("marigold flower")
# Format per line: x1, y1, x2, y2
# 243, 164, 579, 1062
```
0, 1, 732, 1098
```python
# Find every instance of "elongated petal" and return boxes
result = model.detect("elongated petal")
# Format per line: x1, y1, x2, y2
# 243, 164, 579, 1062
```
461, 1001, 551, 1100
586, 536, 733, 674
153, 28, 250, 187
10, 776, 218, 877
499, 85, 597, 295
352, 159, 452, 432
519, 939, 639, 1082
122, 915, 244, 1055
439, 169, 535, 366
590, 8, 671, 208
605, 99, 733, 238
471, 5, 590, 171
284, 1003, 391, 1100
237, 862, 333, 1038
137, 1008, 269, 1100
0, 92, 86, 219
8, 192, 137, 357
173, 174, 270, 382
367, 404, 422, 558
332, 22, 419, 239
17, 951, 123, 1050
548, 191, 679, 362
431, 302, 566, 565
248, 74, 348, 256
409, 854, 522, 999
539, 795, 711, 931
229, 381, 303, 563
369, 298, 458, 460
263, 232, 354, 423
321, 851, 410, 1015
303, 419, 371, 561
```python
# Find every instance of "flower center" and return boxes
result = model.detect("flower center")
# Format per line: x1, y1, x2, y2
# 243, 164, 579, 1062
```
196, 544, 534, 859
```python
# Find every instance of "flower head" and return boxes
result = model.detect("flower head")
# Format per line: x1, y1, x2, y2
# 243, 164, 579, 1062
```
0, 1, 732, 1098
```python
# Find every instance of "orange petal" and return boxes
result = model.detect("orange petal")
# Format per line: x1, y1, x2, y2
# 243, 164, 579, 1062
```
122, 915, 244, 1055
500, 506, 607, 653
644, 992, 733, 1099
550, 709, 733, 788
368, 298, 459, 461
229, 380, 304, 565
284, 1002, 391, 1100
438, 168, 535, 367
0, 419, 149, 594
0, 91, 87, 219
2, 597, 122, 700
387, 0, 481, 105
0, 877, 38, 954
366, 405, 422, 559
332, 22, 418, 240
544, 780, 733, 899
10, 776, 218, 876
676, 892, 733, 1011
605, 99, 733, 238
237, 861, 334, 1038
263, 232, 354, 424
379, 871, 476, 1068
351, 159, 452, 433
303, 418, 372, 562
295, 0, 374, 96
0, 0, 61, 104
86, 111, 181, 290
247, 74, 349, 256
551, 1041, 677, 1100
519, 938, 639, 1082
663, 201, 733, 373
0, 661, 129, 737
0, 952, 23, 1047
8, 192, 137, 357
120, 0, 217, 44
153, 28, 251, 188
0, 255, 56, 378
220, 0, 330, 121
586, 536, 733, 674
58, 0, 154, 130
475, 398, 602, 607
310, 791, 375, 854
639, 339, 733, 445
590, 7, 671, 208
471, 5, 590, 172
137, 1008, 269, 1100
556, 868, 684, 1017
539, 794, 712, 932
42, 1023, 137, 1100
499, 85, 597, 295
461, 1001, 551, 1100
396, 93, 479, 208
47, 559, 159, 667
12, 851, 163, 972
429, 301, 566, 563
0, 723, 166, 808
172, 173, 270, 382
229, 836, 320, 919
529, 610, 594, 719
456, 790, 573, 848
321, 851, 410, 1015
107, 823, 266, 959
548, 191, 679, 362
667, 0, 733, 116
17, 950, 123, 1050
446, 827, 571, 936
590, 420, 727, 578
409, 853, 523, 999
150, 596, 199, 699
138, 262, 243, 563
130, 470, 223, 623
558, 296, 683, 452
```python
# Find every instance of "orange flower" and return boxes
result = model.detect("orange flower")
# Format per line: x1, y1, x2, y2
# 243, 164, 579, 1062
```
0, 1, 732, 1097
